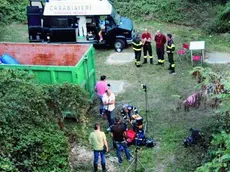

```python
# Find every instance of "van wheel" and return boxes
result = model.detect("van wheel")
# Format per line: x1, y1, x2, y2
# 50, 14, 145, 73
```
114, 39, 125, 52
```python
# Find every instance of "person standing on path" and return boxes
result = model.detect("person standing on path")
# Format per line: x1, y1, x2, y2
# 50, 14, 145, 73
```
89, 123, 108, 172
132, 34, 143, 67
141, 28, 153, 64
95, 75, 108, 118
102, 88, 115, 127
166, 34, 176, 74
154, 30, 166, 65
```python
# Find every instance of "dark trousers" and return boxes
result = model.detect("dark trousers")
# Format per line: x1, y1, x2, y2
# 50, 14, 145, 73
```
143, 43, 152, 57
134, 51, 141, 66
143, 44, 153, 64
98, 95, 104, 115
168, 53, 175, 72
93, 150, 106, 172
104, 110, 114, 127
156, 47, 165, 64
115, 141, 131, 163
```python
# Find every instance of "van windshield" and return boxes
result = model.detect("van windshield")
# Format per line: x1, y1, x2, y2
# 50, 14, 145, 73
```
111, 8, 120, 25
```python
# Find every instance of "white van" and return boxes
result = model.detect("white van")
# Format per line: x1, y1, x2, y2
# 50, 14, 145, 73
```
27, 0, 135, 51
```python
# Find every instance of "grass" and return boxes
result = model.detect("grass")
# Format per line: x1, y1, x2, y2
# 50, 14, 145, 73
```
0, 21, 229, 52
134, 20, 230, 52
93, 48, 223, 172
0, 22, 229, 171
0, 23, 28, 42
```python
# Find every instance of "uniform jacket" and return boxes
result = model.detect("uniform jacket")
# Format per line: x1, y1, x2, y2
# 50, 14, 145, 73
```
132, 36, 143, 51
141, 32, 152, 45
154, 34, 166, 48
166, 39, 175, 54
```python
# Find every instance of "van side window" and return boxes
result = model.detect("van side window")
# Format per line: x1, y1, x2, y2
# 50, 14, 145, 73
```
56, 18, 69, 28
105, 15, 115, 30
43, 17, 71, 28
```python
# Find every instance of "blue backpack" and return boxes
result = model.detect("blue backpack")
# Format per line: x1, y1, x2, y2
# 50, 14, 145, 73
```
184, 136, 194, 147
136, 129, 145, 146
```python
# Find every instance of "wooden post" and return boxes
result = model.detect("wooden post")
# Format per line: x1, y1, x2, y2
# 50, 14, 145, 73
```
191, 50, 193, 66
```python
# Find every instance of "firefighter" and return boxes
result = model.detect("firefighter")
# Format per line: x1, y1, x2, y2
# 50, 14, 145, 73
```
141, 28, 153, 64
132, 34, 143, 67
166, 34, 176, 74
154, 30, 166, 65
120, 104, 138, 123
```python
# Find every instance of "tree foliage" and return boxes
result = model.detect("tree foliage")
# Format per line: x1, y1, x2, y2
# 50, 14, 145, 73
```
196, 131, 230, 171
192, 67, 230, 171
0, 0, 27, 25
0, 0, 229, 33
0, 69, 90, 171
114, 0, 229, 33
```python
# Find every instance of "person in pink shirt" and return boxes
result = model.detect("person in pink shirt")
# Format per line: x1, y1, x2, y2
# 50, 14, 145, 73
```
95, 75, 108, 117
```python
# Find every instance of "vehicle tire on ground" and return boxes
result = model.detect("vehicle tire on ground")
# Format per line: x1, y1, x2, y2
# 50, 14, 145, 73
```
114, 39, 125, 52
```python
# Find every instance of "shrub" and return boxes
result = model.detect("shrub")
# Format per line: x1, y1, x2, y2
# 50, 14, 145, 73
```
193, 68, 230, 171
196, 131, 230, 171
0, 69, 90, 171
114, 0, 229, 33
0, 0, 27, 24
202, 3, 230, 33
0, 0, 229, 33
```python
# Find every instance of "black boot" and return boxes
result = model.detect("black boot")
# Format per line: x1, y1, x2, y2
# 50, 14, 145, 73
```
150, 58, 153, 64
168, 65, 171, 70
102, 163, 106, 172
156, 63, 162, 65
136, 61, 142, 67
93, 164, 98, 172
169, 70, 176, 75
143, 58, 147, 64
156, 60, 161, 65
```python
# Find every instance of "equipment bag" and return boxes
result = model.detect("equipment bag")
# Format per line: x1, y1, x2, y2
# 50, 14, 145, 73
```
184, 128, 202, 147
145, 138, 156, 148
126, 129, 136, 144
135, 129, 145, 146
184, 136, 194, 147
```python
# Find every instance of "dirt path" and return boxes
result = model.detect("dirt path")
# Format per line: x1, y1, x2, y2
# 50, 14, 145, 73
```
69, 144, 118, 172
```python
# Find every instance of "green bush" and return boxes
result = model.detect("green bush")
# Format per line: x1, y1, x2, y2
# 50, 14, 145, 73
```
0, 0, 27, 25
203, 3, 230, 33
43, 84, 90, 120
196, 131, 230, 171
114, 0, 229, 33
193, 68, 230, 171
0, 0, 229, 33
0, 69, 90, 171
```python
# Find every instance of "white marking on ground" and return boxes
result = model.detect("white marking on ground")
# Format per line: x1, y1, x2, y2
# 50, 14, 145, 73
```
107, 80, 126, 95
205, 52, 230, 64
107, 52, 134, 64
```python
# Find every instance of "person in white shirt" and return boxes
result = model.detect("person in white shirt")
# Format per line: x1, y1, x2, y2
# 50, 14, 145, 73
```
78, 16, 87, 37
102, 89, 115, 127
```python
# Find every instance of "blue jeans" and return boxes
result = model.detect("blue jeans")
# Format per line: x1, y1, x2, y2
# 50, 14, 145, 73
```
98, 95, 104, 115
105, 109, 114, 127
116, 142, 131, 163
94, 150, 106, 165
